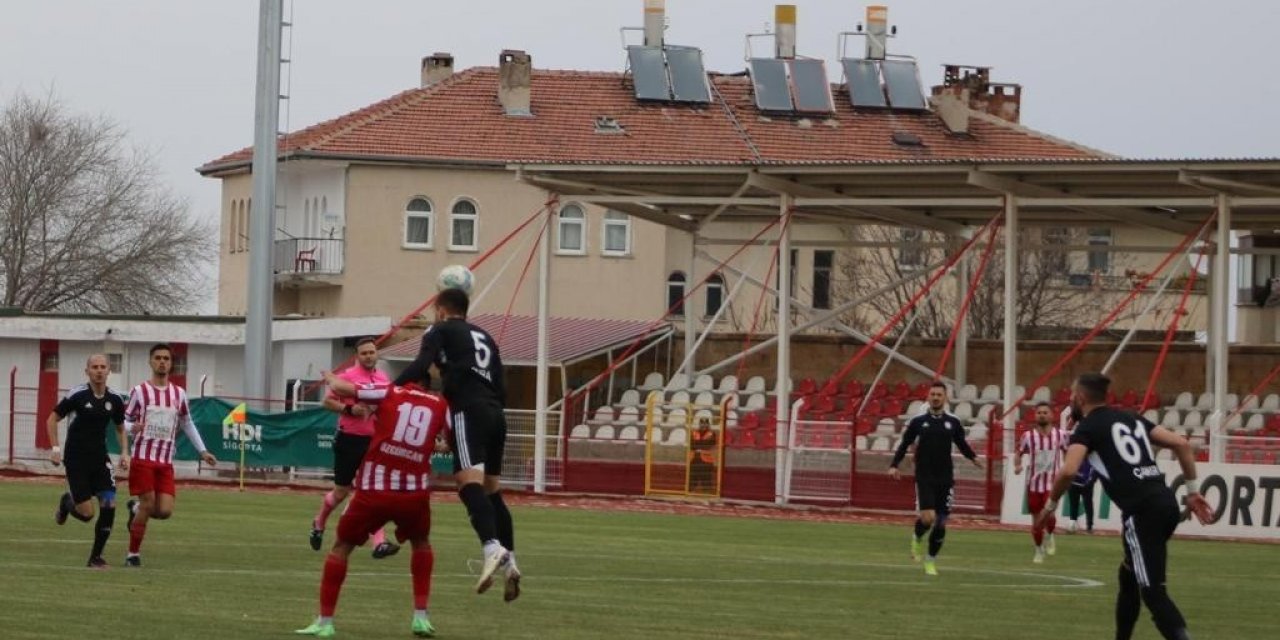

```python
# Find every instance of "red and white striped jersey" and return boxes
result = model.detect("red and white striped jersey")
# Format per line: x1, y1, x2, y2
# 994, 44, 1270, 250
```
1019, 427, 1069, 493
353, 384, 450, 493
124, 381, 199, 465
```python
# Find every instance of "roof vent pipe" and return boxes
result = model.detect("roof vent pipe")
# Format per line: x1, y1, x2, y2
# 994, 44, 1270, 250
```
865, 5, 889, 60
644, 0, 665, 48
775, 5, 796, 59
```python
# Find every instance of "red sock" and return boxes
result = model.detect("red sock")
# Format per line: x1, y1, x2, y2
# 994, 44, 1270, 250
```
1046, 515, 1057, 535
1032, 525, 1044, 547
320, 555, 348, 617
410, 547, 434, 611
315, 492, 339, 529
129, 521, 147, 554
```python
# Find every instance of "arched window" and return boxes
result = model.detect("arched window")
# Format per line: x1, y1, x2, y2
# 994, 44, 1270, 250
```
603, 210, 631, 256
557, 203, 586, 254
229, 200, 239, 254
404, 197, 433, 249
450, 198, 479, 250
705, 273, 725, 317
667, 271, 686, 316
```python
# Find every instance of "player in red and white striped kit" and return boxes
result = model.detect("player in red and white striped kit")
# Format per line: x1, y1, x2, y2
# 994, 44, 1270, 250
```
296, 371, 450, 638
1014, 402, 1068, 563
122, 344, 217, 567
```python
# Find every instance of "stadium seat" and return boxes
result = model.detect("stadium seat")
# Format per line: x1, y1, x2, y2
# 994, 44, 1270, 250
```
588, 406, 615, 425
724, 410, 739, 428
744, 376, 767, 394
1245, 414, 1265, 432
845, 380, 866, 398
665, 428, 687, 446
1031, 386, 1051, 403
796, 378, 818, 396
1240, 394, 1260, 412
855, 435, 868, 450
955, 384, 978, 402
908, 400, 927, 417
618, 389, 642, 407
594, 425, 616, 440
617, 406, 640, 425
663, 408, 688, 428
1054, 387, 1071, 405
1183, 411, 1203, 428
649, 406, 664, 426
744, 394, 766, 411
637, 372, 664, 392
1195, 392, 1214, 411
670, 390, 691, 406
913, 382, 931, 399
692, 374, 714, 393
1226, 393, 1240, 409
969, 423, 988, 440
1226, 413, 1244, 430
694, 391, 715, 408
882, 398, 904, 418
1262, 394, 1280, 412
892, 381, 911, 399
976, 404, 997, 423
617, 426, 640, 441
1173, 392, 1195, 410
1161, 410, 1182, 428
980, 385, 1001, 402
741, 412, 761, 429
873, 419, 897, 437
717, 375, 739, 395
668, 373, 691, 391
570, 424, 591, 439
1120, 389, 1139, 407
870, 436, 892, 451
1142, 409, 1159, 424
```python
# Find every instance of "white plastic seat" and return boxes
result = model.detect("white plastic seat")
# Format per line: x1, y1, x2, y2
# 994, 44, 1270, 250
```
873, 419, 897, 437
907, 400, 926, 416
648, 406, 664, 426
665, 428, 687, 446
648, 426, 664, 443
871, 436, 891, 452
617, 426, 640, 441
570, 424, 590, 439
594, 425, 615, 440
744, 393, 766, 411
1245, 414, 1265, 431
618, 389, 641, 407
1195, 392, 1214, 411
663, 408, 688, 428
1262, 394, 1280, 412
1173, 392, 1194, 410
1161, 410, 1182, 428
976, 404, 996, 422
952, 401, 973, 422
1226, 393, 1240, 410
855, 435, 868, 450
1182, 411, 1203, 428
616, 406, 640, 425
744, 376, 767, 394
637, 372, 664, 392
968, 422, 988, 440
958, 384, 979, 402
588, 406, 614, 425
694, 392, 715, 408
670, 391, 691, 406
1224, 413, 1243, 430
980, 385, 1001, 402
717, 375, 739, 394
1031, 386, 1051, 403
668, 373, 691, 391
1142, 409, 1159, 424
724, 410, 739, 428
1014, 385, 1026, 401
1240, 394, 1260, 412
692, 374, 714, 392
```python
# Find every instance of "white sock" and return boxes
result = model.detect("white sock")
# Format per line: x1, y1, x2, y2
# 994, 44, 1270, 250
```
317, 616, 333, 625
414, 609, 429, 621
483, 540, 503, 557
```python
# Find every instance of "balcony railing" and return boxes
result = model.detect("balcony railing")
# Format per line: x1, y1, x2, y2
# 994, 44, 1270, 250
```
274, 237, 344, 276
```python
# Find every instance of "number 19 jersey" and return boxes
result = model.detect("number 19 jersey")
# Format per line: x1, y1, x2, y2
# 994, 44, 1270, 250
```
1068, 406, 1168, 514
353, 384, 450, 493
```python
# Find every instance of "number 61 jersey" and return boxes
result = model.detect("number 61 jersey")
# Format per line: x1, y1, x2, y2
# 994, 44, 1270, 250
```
1068, 406, 1167, 514
352, 384, 450, 493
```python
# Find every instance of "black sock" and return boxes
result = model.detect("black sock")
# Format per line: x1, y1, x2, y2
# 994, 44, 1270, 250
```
58, 492, 74, 517
457, 483, 498, 545
65, 493, 92, 523
1141, 584, 1190, 640
91, 506, 115, 559
489, 492, 514, 551
927, 520, 947, 557
1115, 565, 1141, 640
913, 519, 929, 539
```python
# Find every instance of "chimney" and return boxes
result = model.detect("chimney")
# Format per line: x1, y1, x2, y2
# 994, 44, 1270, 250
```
498, 49, 533, 116
930, 65, 1023, 129
420, 52, 454, 88
865, 5, 888, 60
775, 5, 796, 59
644, 0, 665, 48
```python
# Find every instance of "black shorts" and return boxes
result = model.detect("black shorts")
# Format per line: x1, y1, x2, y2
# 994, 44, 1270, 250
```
1121, 494, 1181, 588
65, 456, 116, 504
915, 479, 954, 516
332, 432, 373, 487
451, 403, 507, 475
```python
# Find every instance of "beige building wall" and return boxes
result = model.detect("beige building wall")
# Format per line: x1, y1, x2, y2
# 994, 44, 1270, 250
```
218, 173, 253, 315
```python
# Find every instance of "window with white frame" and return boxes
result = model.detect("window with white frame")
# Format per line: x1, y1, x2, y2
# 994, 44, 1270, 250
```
1087, 227, 1112, 274
450, 198, 478, 250
403, 197, 433, 248
705, 273, 725, 317
667, 271, 686, 316
603, 210, 631, 256
557, 203, 586, 254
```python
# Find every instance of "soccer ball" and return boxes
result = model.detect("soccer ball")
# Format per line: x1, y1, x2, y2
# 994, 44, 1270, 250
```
436, 264, 475, 295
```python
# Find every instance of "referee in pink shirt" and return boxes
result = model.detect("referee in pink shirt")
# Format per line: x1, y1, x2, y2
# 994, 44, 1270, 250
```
310, 337, 399, 559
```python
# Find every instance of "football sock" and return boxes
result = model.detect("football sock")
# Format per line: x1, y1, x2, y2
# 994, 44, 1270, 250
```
411, 547, 434, 611
128, 520, 147, 554
320, 555, 348, 617
1046, 515, 1057, 534
371, 528, 387, 548
70, 507, 93, 523
315, 491, 339, 530
1115, 564, 1141, 640
458, 483, 498, 546
489, 491, 515, 551
913, 519, 929, 539
927, 517, 947, 557
91, 506, 115, 559
1032, 525, 1044, 546
1141, 584, 1189, 640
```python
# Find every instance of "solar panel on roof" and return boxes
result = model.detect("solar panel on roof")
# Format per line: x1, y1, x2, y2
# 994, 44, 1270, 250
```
628, 46, 670, 101
881, 59, 927, 110
666, 47, 711, 103
789, 59, 834, 113
748, 58, 793, 112
843, 59, 887, 108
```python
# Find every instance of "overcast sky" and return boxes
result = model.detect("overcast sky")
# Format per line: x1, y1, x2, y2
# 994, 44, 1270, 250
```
2, 0, 1277, 312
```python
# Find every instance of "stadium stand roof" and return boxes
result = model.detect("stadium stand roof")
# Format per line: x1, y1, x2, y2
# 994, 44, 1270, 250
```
381, 314, 671, 366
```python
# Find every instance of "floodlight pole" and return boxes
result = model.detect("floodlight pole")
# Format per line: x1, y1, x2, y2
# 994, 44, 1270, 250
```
774, 196, 792, 505
1001, 195, 1018, 456
245, 0, 283, 409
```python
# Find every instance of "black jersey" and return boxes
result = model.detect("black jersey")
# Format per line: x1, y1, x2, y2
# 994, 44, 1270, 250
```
1069, 406, 1169, 514
890, 410, 977, 484
54, 384, 126, 461
395, 318, 506, 410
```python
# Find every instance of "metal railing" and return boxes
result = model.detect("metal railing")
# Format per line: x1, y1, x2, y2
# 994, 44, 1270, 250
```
274, 237, 344, 276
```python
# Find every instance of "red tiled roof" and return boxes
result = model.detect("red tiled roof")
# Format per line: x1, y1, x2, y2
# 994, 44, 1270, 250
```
198, 67, 1104, 174
381, 314, 669, 366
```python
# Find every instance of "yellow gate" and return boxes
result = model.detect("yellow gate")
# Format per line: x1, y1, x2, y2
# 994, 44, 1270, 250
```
643, 392, 728, 498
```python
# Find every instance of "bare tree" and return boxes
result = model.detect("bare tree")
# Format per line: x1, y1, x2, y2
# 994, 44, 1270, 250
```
0, 93, 212, 313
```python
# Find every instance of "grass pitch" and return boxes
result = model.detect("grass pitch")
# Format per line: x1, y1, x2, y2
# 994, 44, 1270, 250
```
0, 481, 1271, 639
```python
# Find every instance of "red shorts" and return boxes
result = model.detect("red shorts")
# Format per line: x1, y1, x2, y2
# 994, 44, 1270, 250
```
128, 459, 176, 497
1027, 490, 1052, 516
337, 491, 432, 546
